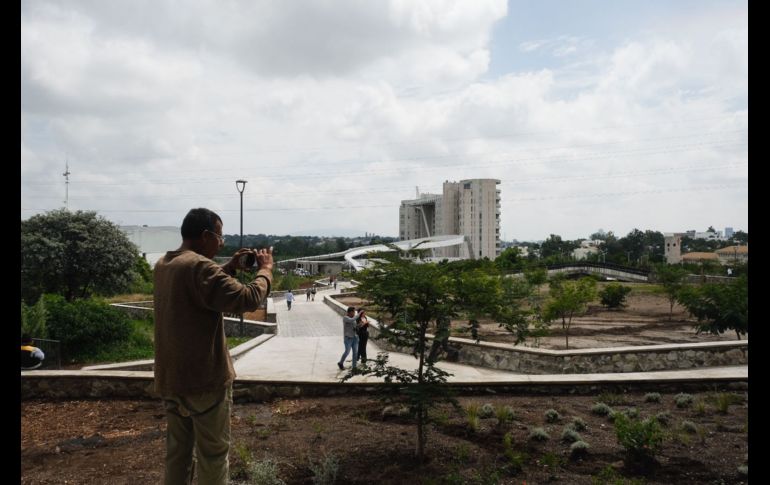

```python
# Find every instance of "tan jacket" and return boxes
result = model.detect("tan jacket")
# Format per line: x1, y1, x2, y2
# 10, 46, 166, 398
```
153, 250, 272, 396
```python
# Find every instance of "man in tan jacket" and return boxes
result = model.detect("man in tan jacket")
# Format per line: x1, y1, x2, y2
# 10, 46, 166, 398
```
154, 208, 273, 484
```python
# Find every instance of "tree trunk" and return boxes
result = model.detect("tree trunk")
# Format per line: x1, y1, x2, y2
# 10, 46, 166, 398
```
416, 322, 427, 461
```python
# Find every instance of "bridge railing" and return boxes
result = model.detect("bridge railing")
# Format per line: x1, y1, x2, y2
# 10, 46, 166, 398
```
545, 262, 651, 277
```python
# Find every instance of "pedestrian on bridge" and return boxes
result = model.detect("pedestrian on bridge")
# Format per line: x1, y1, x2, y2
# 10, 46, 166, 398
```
286, 290, 294, 310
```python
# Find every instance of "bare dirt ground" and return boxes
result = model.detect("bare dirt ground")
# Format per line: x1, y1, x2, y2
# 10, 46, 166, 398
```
21, 389, 749, 484
337, 283, 747, 350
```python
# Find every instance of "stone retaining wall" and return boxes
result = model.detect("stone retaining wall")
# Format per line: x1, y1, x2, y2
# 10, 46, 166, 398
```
21, 371, 747, 402
323, 294, 748, 374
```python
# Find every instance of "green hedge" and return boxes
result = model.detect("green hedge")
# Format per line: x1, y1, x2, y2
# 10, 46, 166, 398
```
42, 294, 132, 361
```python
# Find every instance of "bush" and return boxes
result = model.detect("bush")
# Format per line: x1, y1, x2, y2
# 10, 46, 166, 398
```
655, 411, 671, 427
569, 440, 589, 458
561, 427, 582, 443
570, 417, 587, 431
591, 403, 612, 416
495, 405, 516, 426
674, 393, 694, 408
544, 409, 560, 423
599, 283, 632, 309
528, 427, 550, 441
21, 298, 48, 339
479, 403, 495, 419
614, 414, 664, 462
681, 420, 698, 434
644, 392, 662, 403
248, 458, 285, 485
43, 294, 132, 361
309, 453, 339, 485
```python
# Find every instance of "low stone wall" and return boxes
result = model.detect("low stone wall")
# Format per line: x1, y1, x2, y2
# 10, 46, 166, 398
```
21, 370, 748, 402
323, 294, 748, 374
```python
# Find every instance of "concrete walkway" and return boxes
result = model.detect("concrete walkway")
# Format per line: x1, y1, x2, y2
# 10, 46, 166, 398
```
233, 283, 748, 385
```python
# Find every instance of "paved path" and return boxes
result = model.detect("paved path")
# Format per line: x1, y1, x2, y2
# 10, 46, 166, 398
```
234, 283, 527, 382
232, 283, 748, 385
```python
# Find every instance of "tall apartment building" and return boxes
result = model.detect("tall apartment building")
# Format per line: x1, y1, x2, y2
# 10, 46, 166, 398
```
399, 179, 501, 259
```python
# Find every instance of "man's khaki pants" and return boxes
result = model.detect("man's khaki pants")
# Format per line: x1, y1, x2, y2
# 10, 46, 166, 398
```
163, 386, 232, 485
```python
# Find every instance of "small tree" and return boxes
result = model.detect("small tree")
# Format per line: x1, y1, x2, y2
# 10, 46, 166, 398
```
654, 264, 689, 321
677, 275, 748, 340
22, 210, 140, 302
347, 257, 458, 462
599, 283, 632, 309
542, 277, 597, 349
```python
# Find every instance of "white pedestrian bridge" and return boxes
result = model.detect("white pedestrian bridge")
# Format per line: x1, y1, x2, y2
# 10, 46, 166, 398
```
279, 234, 471, 272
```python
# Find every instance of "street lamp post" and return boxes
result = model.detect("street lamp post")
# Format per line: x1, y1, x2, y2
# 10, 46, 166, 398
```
236, 180, 247, 336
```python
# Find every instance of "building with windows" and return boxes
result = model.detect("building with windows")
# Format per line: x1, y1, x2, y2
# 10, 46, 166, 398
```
399, 179, 501, 259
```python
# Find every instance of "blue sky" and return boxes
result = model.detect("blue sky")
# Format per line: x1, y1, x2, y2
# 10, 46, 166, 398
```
21, 0, 747, 241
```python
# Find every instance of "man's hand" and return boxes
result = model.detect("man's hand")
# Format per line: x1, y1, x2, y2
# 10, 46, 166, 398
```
223, 247, 273, 274
255, 247, 274, 272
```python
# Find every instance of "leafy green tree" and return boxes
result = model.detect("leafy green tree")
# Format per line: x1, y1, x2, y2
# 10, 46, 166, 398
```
350, 257, 457, 461
654, 264, 689, 321
677, 275, 748, 340
732, 230, 748, 244
599, 283, 632, 309
495, 246, 524, 272
22, 210, 140, 302
542, 277, 597, 349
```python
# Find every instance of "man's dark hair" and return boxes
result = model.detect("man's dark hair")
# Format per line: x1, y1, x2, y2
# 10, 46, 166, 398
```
21, 333, 33, 345
181, 208, 222, 239
347, 306, 355, 313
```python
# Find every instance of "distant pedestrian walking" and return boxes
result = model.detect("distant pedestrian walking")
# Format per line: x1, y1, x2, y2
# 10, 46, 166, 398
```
337, 306, 360, 370
286, 290, 294, 310
306, 287, 311, 301
21, 334, 45, 370
311, 286, 317, 301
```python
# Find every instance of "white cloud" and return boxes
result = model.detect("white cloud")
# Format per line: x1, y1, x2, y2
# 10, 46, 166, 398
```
21, 1, 746, 240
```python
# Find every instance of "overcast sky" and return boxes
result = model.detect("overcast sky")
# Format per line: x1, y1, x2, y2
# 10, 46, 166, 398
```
21, 0, 747, 241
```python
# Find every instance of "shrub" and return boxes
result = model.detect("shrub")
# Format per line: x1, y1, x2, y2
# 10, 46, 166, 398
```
597, 392, 626, 406
570, 417, 587, 431
309, 453, 339, 485
591, 403, 612, 416
21, 298, 48, 339
465, 404, 480, 432
529, 427, 550, 441
623, 407, 639, 419
544, 409, 560, 423
674, 393, 694, 408
479, 403, 495, 419
713, 392, 742, 414
614, 414, 664, 462
569, 440, 589, 458
43, 294, 132, 361
561, 427, 582, 443
599, 283, 632, 309
655, 411, 671, 427
495, 405, 516, 426
681, 420, 698, 434
502, 433, 527, 473
644, 392, 661, 403
248, 458, 285, 485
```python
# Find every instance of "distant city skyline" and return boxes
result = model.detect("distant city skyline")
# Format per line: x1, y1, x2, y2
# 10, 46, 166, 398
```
22, 1, 747, 241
